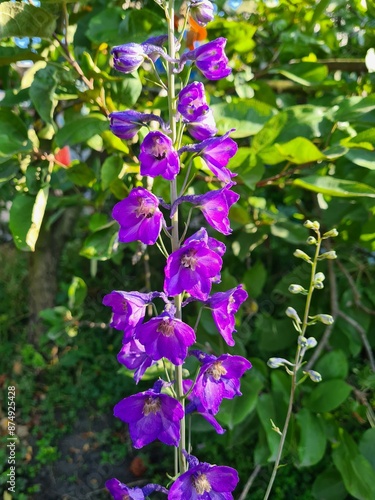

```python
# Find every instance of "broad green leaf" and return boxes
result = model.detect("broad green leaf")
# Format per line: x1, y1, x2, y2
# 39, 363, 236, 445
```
330, 95, 375, 122
9, 188, 49, 252
296, 409, 327, 466
273, 105, 330, 143
211, 98, 275, 138
345, 149, 375, 170
293, 175, 375, 198
0, 109, 32, 156
119, 9, 167, 44
208, 19, 257, 54
228, 147, 265, 190
312, 467, 347, 500
80, 226, 118, 261
66, 163, 96, 187
252, 112, 289, 152
68, 277, 87, 310
333, 428, 375, 500
315, 350, 349, 380
0, 2, 56, 39
256, 316, 296, 351
102, 130, 129, 154
111, 75, 143, 108
0, 47, 43, 66
218, 376, 263, 430
305, 379, 352, 413
29, 65, 58, 125
275, 137, 326, 164
256, 394, 280, 462
101, 156, 124, 190
270, 62, 329, 86
359, 428, 375, 471
243, 260, 267, 298
0, 162, 18, 186
341, 128, 375, 150
55, 114, 109, 147
85, 7, 124, 45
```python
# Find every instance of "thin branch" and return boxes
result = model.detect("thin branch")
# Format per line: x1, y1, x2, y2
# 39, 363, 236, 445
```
336, 259, 375, 316
238, 465, 262, 500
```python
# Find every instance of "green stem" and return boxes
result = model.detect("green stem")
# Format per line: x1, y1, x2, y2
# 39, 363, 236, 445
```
166, 0, 187, 476
263, 233, 322, 500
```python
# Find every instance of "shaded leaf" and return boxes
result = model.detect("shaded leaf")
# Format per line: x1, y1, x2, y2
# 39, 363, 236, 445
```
0, 109, 32, 157
305, 380, 352, 413
312, 467, 347, 500
29, 65, 58, 125
315, 350, 349, 380
55, 114, 109, 147
296, 409, 326, 466
0, 2, 56, 39
294, 175, 375, 198
275, 137, 326, 164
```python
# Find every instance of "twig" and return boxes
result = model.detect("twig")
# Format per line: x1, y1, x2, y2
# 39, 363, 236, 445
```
336, 259, 375, 316
238, 464, 262, 500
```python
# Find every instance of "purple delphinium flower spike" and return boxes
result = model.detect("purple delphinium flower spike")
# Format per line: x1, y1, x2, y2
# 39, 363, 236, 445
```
102, 291, 157, 341
189, 0, 215, 27
184, 380, 225, 435
139, 131, 180, 180
112, 42, 177, 74
110, 110, 170, 140
106, 478, 168, 500
190, 351, 252, 414
112, 187, 165, 245
207, 285, 248, 346
177, 38, 231, 80
168, 453, 239, 499
135, 312, 196, 365
117, 339, 156, 384
177, 81, 217, 140
114, 380, 184, 449
172, 183, 239, 235
179, 130, 238, 183
164, 232, 223, 300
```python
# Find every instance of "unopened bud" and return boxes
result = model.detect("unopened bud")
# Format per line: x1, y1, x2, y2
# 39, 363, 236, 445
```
318, 251, 337, 260
293, 249, 312, 263
315, 272, 325, 282
267, 357, 294, 369
286, 307, 302, 323
189, 0, 215, 26
304, 220, 320, 231
298, 335, 308, 347
313, 272, 325, 289
306, 337, 318, 349
310, 314, 334, 325
307, 236, 317, 245
289, 284, 307, 295
322, 228, 339, 238
314, 281, 324, 290
304, 370, 322, 383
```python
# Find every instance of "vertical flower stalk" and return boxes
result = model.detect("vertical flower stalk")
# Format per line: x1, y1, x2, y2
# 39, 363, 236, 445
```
103, 2, 250, 498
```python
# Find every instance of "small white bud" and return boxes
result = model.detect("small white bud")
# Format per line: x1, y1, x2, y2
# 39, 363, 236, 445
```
304, 220, 320, 230
267, 357, 294, 369
298, 335, 308, 347
306, 337, 318, 349
309, 314, 334, 325
314, 272, 325, 282
307, 236, 317, 245
318, 251, 337, 260
289, 284, 307, 295
322, 228, 339, 238
286, 307, 302, 323
293, 249, 312, 263
304, 370, 322, 383
314, 281, 324, 290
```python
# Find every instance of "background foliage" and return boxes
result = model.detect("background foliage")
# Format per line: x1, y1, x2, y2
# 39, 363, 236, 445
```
0, 0, 375, 498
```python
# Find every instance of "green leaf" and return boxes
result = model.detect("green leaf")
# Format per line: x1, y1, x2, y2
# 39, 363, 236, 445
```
0, 46, 44, 66
29, 65, 58, 125
211, 98, 275, 138
312, 467, 347, 500
55, 114, 109, 147
345, 149, 375, 170
275, 137, 326, 164
0, 2, 57, 39
119, 9, 167, 44
256, 316, 296, 351
252, 112, 289, 152
112, 75, 143, 108
101, 156, 123, 190
256, 394, 280, 461
228, 148, 265, 190
218, 376, 263, 430
270, 62, 329, 86
330, 95, 375, 122
68, 277, 87, 310
296, 409, 327, 466
66, 163, 97, 187
9, 188, 49, 252
359, 428, 375, 471
293, 175, 375, 198
305, 380, 352, 413
332, 428, 375, 500
80, 226, 118, 261
243, 260, 267, 298
0, 109, 32, 157
315, 350, 349, 380
85, 7, 124, 45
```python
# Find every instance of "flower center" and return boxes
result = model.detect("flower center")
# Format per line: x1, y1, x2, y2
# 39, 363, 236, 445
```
181, 249, 198, 271
156, 318, 175, 337
152, 137, 167, 160
136, 197, 155, 219
207, 361, 227, 380
193, 473, 212, 494
143, 396, 161, 416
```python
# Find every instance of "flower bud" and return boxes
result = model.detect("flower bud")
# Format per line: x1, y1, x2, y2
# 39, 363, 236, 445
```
286, 307, 302, 323
314, 281, 324, 290
267, 357, 294, 369
322, 228, 339, 238
318, 251, 337, 260
307, 236, 317, 245
304, 220, 320, 231
189, 0, 215, 26
306, 337, 318, 349
289, 284, 307, 295
293, 249, 312, 263
309, 314, 334, 325
112, 43, 147, 73
304, 370, 322, 383
315, 272, 325, 282
298, 335, 308, 347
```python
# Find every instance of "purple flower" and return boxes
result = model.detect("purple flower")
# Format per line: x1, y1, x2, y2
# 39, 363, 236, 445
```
112, 42, 176, 74
178, 38, 231, 80
190, 0, 215, 27
135, 312, 196, 365
117, 339, 156, 384
102, 290, 155, 339
164, 235, 223, 300
139, 131, 180, 180
179, 130, 237, 183
208, 285, 248, 346
110, 110, 170, 140
184, 380, 225, 435
112, 187, 164, 245
106, 478, 168, 500
190, 351, 252, 414
114, 380, 184, 448
168, 453, 239, 499
172, 183, 239, 235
